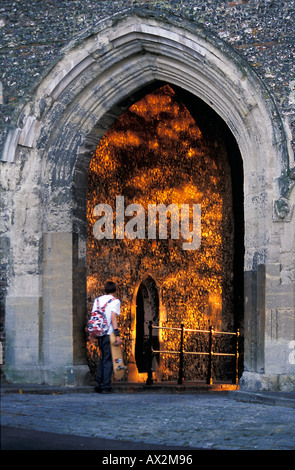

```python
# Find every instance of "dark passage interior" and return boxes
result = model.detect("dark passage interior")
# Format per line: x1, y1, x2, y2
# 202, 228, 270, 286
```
135, 276, 160, 373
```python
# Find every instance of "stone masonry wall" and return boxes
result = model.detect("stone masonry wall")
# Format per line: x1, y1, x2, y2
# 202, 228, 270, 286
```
0, 0, 294, 386
1, 0, 294, 158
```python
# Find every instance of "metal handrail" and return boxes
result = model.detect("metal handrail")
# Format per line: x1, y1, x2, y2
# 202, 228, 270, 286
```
147, 322, 240, 386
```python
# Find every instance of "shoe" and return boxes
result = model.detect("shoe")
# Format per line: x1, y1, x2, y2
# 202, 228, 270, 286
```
94, 386, 102, 393
101, 388, 112, 393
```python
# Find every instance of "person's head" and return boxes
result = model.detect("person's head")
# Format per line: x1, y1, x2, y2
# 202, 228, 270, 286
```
104, 281, 117, 294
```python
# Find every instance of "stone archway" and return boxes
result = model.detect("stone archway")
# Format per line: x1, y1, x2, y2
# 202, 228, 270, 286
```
86, 82, 243, 383
2, 10, 293, 389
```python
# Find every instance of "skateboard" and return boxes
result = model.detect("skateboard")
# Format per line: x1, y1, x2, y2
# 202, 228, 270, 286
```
110, 332, 127, 380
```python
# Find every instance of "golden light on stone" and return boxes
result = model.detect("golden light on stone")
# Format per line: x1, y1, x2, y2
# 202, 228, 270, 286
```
86, 85, 234, 381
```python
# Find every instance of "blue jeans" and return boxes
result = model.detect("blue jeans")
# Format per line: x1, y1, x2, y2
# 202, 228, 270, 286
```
96, 335, 113, 390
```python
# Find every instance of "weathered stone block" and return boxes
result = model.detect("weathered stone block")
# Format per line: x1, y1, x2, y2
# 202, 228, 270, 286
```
42, 232, 74, 366
5, 296, 40, 367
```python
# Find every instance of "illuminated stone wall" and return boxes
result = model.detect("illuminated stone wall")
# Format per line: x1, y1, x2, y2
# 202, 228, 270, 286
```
87, 85, 236, 381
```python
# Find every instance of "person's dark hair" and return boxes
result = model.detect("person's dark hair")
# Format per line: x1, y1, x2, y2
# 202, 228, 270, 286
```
104, 281, 117, 294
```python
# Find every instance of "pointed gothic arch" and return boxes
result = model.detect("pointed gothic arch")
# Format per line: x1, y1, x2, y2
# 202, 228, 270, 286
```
2, 10, 294, 388
135, 276, 160, 375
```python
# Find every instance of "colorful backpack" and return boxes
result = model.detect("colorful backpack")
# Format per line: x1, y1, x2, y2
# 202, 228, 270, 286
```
87, 298, 115, 337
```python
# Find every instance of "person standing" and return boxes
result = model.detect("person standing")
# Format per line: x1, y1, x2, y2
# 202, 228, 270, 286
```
90, 281, 122, 393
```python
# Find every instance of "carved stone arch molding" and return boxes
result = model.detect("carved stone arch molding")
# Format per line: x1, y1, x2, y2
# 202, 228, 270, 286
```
2, 10, 294, 388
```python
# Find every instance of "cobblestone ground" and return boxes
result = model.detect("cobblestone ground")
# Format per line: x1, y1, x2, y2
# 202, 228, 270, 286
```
1, 392, 295, 450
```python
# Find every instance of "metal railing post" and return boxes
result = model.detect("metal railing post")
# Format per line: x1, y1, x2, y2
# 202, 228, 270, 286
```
146, 321, 153, 385
233, 328, 240, 385
178, 323, 184, 385
207, 325, 214, 385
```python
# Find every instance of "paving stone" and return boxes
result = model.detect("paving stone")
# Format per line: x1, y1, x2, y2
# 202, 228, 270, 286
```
1, 391, 295, 450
